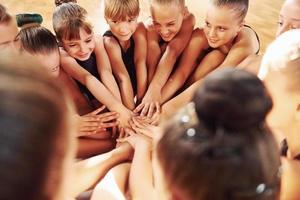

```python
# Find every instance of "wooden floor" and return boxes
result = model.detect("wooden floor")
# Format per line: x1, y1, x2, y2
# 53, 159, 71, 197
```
1, 0, 283, 53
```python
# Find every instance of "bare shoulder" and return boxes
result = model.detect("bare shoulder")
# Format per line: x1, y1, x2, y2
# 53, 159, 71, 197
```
237, 25, 258, 42
59, 47, 72, 59
191, 28, 208, 45
184, 12, 196, 24
103, 34, 119, 47
136, 22, 146, 32
134, 22, 147, 38
192, 28, 205, 37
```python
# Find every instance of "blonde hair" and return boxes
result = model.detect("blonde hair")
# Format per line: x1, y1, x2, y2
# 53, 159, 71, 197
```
53, 2, 93, 41
150, 0, 185, 7
259, 29, 300, 92
104, 0, 139, 21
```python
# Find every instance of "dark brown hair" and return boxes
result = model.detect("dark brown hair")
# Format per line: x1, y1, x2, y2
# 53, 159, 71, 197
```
53, 2, 92, 41
17, 14, 58, 55
157, 68, 280, 200
0, 50, 72, 200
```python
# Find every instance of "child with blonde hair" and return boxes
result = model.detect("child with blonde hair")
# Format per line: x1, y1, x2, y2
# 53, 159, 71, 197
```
259, 28, 300, 200
103, 0, 147, 110
160, 0, 260, 103
134, 0, 195, 116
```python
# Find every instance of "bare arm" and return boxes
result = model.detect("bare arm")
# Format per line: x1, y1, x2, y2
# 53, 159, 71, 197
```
148, 14, 196, 92
70, 143, 133, 197
60, 49, 132, 127
162, 79, 203, 120
94, 35, 122, 102
58, 68, 92, 115
118, 132, 155, 200
220, 26, 260, 67
160, 28, 207, 103
133, 23, 148, 102
146, 26, 162, 84
103, 36, 135, 110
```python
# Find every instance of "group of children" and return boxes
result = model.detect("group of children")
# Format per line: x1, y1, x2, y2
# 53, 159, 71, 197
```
1, 0, 300, 199
0, 0, 261, 159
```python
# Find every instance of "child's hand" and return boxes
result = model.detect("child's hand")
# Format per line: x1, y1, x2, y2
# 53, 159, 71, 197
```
117, 107, 134, 129
76, 106, 119, 137
129, 116, 158, 139
134, 91, 161, 117
117, 128, 152, 151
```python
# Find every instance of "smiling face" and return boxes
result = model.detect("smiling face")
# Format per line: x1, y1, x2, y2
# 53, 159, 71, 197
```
106, 16, 138, 42
276, 0, 300, 37
204, 4, 243, 49
0, 19, 20, 50
150, 2, 185, 42
61, 27, 95, 61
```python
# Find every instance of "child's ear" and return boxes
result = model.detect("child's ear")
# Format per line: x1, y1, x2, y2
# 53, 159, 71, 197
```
182, 6, 189, 18
238, 19, 245, 31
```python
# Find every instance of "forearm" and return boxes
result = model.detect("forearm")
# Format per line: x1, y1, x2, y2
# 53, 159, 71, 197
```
86, 76, 125, 112
101, 71, 122, 101
147, 45, 161, 84
149, 47, 178, 90
119, 79, 135, 110
135, 60, 148, 102
72, 146, 130, 197
129, 147, 155, 200
161, 72, 187, 103
162, 80, 202, 119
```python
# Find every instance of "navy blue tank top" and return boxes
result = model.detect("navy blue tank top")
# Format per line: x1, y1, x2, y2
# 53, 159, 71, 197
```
103, 30, 137, 94
75, 53, 100, 101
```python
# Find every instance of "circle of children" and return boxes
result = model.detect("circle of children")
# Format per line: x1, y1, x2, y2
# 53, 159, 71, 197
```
0, 0, 300, 199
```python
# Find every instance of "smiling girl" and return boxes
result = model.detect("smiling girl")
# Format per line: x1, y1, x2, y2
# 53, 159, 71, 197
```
160, 0, 260, 103
53, 3, 133, 129
103, 0, 147, 110
134, 0, 195, 117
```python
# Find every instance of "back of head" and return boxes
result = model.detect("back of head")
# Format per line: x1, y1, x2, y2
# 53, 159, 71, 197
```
0, 4, 12, 24
55, 0, 77, 7
17, 13, 58, 55
0, 50, 72, 200
104, 0, 140, 21
157, 69, 280, 200
211, 0, 249, 21
259, 29, 300, 93
53, 2, 92, 41
194, 68, 272, 131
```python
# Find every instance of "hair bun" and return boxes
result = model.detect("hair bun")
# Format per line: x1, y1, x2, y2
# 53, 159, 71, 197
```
16, 13, 43, 28
55, 0, 77, 6
193, 68, 272, 130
